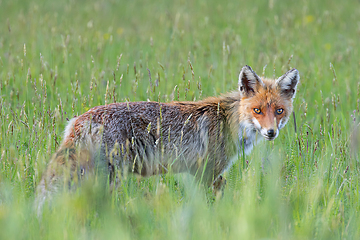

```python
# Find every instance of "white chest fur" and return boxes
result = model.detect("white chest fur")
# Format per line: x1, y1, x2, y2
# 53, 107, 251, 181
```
237, 122, 263, 155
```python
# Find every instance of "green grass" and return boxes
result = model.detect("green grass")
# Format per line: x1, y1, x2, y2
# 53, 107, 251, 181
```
1, 0, 360, 239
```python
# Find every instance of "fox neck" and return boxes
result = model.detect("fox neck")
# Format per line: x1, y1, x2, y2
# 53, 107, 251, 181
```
219, 92, 261, 155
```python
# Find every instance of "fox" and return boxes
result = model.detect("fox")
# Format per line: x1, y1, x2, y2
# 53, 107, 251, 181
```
36, 65, 299, 210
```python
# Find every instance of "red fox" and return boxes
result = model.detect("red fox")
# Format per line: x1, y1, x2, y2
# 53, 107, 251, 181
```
36, 65, 299, 207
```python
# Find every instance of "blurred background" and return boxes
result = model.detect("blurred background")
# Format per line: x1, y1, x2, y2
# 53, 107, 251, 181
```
0, 0, 359, 239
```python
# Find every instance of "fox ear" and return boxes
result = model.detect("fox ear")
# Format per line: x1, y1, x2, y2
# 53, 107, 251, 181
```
276, 68, 300, 99
238, 65, 263, 95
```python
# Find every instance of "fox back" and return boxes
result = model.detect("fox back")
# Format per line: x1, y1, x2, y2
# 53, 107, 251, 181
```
36, 65, 299, 210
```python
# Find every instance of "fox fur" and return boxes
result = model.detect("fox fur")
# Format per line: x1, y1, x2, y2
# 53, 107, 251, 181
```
36, 65, 299, 209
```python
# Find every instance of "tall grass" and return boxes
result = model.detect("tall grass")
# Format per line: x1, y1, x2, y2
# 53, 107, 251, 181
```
1, 0, 360, 239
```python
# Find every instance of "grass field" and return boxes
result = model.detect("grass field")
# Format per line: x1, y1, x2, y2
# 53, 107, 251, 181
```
1, 0, 360, 239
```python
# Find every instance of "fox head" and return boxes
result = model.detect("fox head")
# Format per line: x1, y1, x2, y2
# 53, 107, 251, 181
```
238, 65, 299, 141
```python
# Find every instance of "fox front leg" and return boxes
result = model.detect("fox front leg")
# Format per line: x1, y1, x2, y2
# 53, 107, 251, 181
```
212, 175, 226, 199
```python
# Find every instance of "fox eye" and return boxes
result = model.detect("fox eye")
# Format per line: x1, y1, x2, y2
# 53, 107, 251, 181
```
276, 108, 284, 115
253, 108, 261, 114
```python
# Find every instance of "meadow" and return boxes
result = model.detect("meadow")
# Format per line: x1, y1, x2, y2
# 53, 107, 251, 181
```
1, 0, 360, 239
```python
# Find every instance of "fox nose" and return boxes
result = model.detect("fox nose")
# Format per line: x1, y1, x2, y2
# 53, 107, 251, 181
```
267, 129, 275, 137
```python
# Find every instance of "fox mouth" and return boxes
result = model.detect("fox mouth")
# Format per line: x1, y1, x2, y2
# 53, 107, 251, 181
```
261, 130, 278, 141
254, 130, 276, 141
263, 136, 276, 141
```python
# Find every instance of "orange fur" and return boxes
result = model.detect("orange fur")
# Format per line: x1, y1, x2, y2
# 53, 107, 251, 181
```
36, 65, 299, 211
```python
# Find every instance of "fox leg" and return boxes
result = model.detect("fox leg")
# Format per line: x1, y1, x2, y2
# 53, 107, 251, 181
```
195, 156, 227, 197
188, 156, 227, 197
212, 175, 227, 198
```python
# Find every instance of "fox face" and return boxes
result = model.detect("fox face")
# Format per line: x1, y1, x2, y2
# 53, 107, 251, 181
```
238, 66, 299, 142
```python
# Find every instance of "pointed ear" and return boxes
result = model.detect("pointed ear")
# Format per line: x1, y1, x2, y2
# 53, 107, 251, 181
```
238, 65, 264, 95
276, 68, 300, 99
